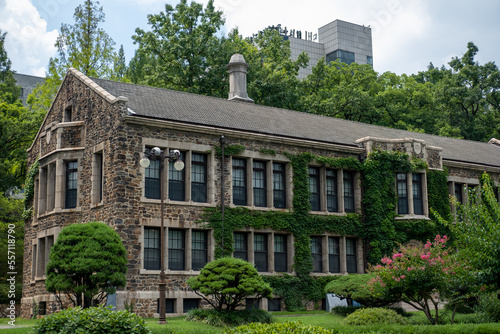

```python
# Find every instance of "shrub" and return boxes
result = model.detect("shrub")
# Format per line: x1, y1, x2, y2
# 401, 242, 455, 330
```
343, 307, 407, 326
330, 305, 364, 317
477, 292, 500, 322
186, 308, 272, 327
187, 257, 273, 311
222, 321, 332, 334
32, 306, 150, 334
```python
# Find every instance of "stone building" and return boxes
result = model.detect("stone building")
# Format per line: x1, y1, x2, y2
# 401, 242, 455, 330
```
22, 54, 500, 318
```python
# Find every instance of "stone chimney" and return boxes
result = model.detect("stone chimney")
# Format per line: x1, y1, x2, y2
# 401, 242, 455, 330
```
227, 54, 254, 103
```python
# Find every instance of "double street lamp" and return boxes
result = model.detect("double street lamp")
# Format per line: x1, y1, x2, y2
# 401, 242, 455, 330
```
140, 147, 184, 324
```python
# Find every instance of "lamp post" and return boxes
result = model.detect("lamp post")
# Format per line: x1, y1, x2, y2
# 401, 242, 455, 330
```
219, 135, 226, 254
140, 147, 184, 324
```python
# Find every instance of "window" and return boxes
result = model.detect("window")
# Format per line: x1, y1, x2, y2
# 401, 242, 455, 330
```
268, 298, 281, 311
168, 229, 185, 270
343, 171, 355, 213
397, 172, 408, 214
346, 238, 357, 273
65, 161, 78, 208
273, 163, 286, 208
183, 299, 200, 313
233, 232, 248, 261
145, 159, 161, 199
192, 230, 208, 270
274, 235, 287, 272
454, 183, 464, 204
326, 169, 338, 212
38, 302, 47, 316
412, 174, 423, 215
326, 49, 355, 65
34, 235, 54, 278
367, 56, 373, 66
169, 151, 185, 201
246, 298, 259, 310
232, 158, 247, 205
157, 299, 175, 313
309, 167, 320, 211
253, 161, 267, 207
254, 233, 268, 272
311, 236, 322, 272
92, 152, 103, 204
144, 227, 160, 270
328, 237, 340, 273
191, 153, 207, 203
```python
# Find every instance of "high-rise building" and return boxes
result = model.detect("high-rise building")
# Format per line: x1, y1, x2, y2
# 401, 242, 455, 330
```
285, 20, 373, 79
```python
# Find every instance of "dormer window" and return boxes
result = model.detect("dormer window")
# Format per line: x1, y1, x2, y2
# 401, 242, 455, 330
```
64, 106, 72, 122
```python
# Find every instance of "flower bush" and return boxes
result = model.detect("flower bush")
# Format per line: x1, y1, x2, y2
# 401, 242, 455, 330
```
369, 235, 471, 325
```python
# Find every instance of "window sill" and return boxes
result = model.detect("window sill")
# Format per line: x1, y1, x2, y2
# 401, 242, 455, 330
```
34, 276, 46, 282
141, 198, 215, 208
140, 269, 202, 275
308, 210, 350, 216
37, 207, 82, 218
395, 214, 430, 221
228, 204, 291, 212
91, 202, 104, 209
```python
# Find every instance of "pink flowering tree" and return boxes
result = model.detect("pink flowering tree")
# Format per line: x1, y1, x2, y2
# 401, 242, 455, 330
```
369, 235, 471, 325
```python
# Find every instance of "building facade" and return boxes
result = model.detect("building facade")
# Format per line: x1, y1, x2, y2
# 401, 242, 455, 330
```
285, 20, 373, 79
22, 55, 500, 318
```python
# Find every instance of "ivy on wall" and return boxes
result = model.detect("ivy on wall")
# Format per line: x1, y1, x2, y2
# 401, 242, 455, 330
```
199, 149, 450, 310
23, 158, 39, 219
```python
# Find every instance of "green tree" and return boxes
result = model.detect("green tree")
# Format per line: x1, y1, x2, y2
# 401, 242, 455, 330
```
133, 0, 224, 93
46, 222, 127, 309
441, 173, 500, 290
28, 0, 119, 118
324, 274, 398, 307
0, 31, 20, 104
111, 45, 127, 81
187, 257, 273, 311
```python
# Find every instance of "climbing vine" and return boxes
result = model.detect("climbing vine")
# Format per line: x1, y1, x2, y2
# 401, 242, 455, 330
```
199, 149, 449, 310
23, 158, 39, 219
214, 144, 246, 157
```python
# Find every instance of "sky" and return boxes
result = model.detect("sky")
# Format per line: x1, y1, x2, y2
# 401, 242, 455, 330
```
1, 0, 500, 77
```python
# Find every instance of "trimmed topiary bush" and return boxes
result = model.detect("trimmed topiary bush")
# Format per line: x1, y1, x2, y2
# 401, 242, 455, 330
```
330, 305, 364, 317
222, 321, 333, 334
32, 306, 150, 334
343, 307, 407, 326
187, 257, 273, 311
186, 308, 272, 327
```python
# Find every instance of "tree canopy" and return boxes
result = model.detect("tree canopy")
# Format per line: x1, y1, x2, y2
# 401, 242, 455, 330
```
46, 222, 127, 308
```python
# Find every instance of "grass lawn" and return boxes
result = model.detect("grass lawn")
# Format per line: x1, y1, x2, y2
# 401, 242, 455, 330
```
3, 311, 500, 334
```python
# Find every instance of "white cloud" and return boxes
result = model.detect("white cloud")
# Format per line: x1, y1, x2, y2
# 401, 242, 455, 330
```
0, 0, 58, 76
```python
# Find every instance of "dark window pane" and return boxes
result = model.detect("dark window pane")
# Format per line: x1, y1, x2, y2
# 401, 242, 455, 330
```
253, 161, 267, 207
328, 237, 340, 273
233, 232, 248, 261
254, 233, 268, 272
309, 167, 320, 211
191, 153, 207, 203
412, 173, 423, 215
311, 236, 322, 272
232, 158, 247, 205
343, 171, 355, 213
145, 159, 161, 199
268, 298, 281, 311
454, 183, 463, 204
273, 163, 286, 208
157, 299, 175, 313
183, 299, 199, 313
144, 227, 161, 270
192, 230, 207, 270
274, 235, 287, 272
168, 229, 185, 270
397, 172, 408, 214
326, 169, 338, 212
346, 238, 357, 273
65, 161, 78, 208
246, 298, 259, 310
169, 152, 185, 201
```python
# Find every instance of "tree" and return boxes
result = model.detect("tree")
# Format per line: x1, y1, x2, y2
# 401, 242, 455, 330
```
46, 222, 127, 309
0, 30, 20, 104
440, 173, 500, 290
324, 274, 398, 307
187, 257, 273, 311
369, 235, 471, 324
133, 0, 224, 93
28, 0, 120, 118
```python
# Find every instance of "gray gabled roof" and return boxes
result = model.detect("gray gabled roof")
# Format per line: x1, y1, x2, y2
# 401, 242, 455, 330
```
90, 77, 500, 168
